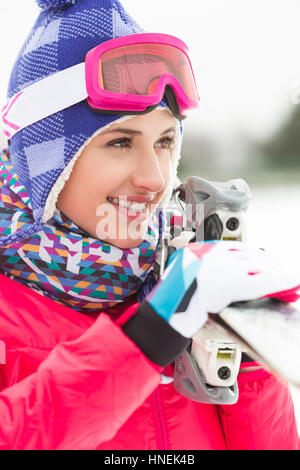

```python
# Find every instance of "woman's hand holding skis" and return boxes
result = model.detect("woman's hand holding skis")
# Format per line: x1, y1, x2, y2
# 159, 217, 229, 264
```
124, 241, 300, 367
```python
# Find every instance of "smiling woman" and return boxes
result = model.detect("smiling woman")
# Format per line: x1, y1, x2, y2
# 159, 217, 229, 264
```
57, 109, 177, 249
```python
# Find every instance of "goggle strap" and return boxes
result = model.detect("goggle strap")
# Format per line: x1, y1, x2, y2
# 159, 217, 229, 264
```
1, 63, 87, 140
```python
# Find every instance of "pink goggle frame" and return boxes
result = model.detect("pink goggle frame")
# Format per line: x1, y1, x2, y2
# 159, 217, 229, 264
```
1, 33, 199, 139
85, 33, 200, 116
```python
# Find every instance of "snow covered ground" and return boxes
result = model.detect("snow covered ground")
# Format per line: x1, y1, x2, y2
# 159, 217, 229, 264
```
246, 184, 300, 433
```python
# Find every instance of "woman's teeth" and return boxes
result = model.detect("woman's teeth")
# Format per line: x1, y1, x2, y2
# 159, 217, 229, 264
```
107, 197, 147, 214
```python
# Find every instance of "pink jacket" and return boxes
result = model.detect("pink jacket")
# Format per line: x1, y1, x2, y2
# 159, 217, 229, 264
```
0, 273, 298, 450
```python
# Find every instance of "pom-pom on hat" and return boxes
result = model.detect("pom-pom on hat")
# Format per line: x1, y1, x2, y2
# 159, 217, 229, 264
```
4, 0, 182, 246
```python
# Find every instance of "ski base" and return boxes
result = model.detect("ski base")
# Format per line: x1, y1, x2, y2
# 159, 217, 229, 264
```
209, 298, 300, 387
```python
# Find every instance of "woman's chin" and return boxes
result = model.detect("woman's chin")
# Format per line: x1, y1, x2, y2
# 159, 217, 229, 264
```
105, 237, 144, 249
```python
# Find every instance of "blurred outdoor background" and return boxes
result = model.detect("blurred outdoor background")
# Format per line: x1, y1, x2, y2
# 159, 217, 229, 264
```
1, 1, 300, 430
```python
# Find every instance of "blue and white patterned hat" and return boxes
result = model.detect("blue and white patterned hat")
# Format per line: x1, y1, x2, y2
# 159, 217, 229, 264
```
5, 0, 182, 244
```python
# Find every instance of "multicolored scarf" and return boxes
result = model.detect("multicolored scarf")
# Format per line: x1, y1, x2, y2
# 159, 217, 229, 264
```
0, 150, 160, 312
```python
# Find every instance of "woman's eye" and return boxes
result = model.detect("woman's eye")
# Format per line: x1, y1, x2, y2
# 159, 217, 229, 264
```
156, 136, 175, 149
107, 137, 131, 148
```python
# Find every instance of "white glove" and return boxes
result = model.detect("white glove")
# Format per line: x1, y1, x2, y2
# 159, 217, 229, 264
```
155, 241, 300, 337
124, 240, 300, 367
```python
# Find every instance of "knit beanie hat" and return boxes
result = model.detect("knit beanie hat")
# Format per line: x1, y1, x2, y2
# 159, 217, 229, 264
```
4, 0, 183, 245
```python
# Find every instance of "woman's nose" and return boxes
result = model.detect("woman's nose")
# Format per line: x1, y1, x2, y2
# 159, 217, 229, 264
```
131, 147, 166, 193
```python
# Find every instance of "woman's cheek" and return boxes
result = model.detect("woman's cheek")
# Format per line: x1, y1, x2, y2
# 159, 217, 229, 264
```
159, 157, 172, 199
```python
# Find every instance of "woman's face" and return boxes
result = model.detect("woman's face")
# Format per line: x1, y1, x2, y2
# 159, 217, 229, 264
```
57, 109, 176, 248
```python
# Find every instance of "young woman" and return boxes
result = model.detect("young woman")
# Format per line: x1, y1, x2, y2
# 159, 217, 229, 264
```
0, 0, 299, 450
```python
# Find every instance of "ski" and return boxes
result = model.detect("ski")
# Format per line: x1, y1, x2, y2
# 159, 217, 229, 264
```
171, 176, 300, 404
210, 298, 300, 387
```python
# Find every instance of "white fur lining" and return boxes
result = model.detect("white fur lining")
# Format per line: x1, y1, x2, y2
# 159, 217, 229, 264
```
43, 108, 183, 223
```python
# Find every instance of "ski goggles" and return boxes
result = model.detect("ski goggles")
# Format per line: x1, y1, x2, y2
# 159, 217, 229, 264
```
1, 33, 199, 140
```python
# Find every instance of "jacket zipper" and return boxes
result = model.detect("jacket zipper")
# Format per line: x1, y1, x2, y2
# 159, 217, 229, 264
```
152, 387, 169, 450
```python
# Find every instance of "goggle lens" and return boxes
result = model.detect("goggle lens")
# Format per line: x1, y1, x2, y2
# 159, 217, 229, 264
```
98, 43, 198, 102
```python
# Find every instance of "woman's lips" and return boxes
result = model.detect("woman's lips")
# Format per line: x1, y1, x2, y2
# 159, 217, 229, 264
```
106, 196, 154, 221
125, 195, 154, 203
118, 204, 149, 221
